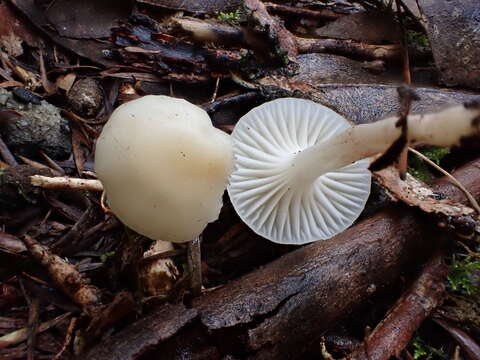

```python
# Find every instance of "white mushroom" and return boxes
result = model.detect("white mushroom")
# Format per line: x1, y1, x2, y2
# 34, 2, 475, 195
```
95, 95, 233, 243
228, 97, 480, 245
228, 98, 371, 245
95, 95, 233, 295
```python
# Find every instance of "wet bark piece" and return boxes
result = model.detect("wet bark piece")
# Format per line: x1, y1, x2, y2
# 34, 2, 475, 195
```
418, 0, 480, 89
46, 0, 132, 39
291, 54, 398, 84
315, 11, 401, 44
137, 0, 242, 13
243, 0, 298, 61
85, 304, 197, 360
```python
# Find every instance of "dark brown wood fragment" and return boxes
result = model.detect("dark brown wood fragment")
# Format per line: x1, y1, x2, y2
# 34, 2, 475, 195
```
136, 0, 242, 14
243, 0, 298, 61
85, 158, 480, 360
265, 2, 343, 21
85, 304, 197, 360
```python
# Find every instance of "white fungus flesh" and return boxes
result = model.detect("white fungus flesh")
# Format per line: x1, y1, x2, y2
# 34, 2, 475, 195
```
95, 95, 233, 243
228, 98, 371, 245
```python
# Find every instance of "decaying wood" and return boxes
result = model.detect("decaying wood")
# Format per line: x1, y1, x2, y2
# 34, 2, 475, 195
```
264, 2, 344, 21
296, 37, 403, 61
173, 16, 414, 62
22, 236, 102, 316
243, 0, 298, 60
345, 249, 448, 360
85, 158, 480, 360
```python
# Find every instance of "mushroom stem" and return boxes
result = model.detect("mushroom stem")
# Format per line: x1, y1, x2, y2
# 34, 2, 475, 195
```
293, 102, 480, 184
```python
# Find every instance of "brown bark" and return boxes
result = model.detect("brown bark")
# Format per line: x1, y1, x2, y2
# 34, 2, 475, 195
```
296, 37, 403, 61
84, 158, 480, 360
264, 2, 344, 21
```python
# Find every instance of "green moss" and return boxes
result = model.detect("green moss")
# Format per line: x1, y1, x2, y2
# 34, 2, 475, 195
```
408, 146, 449, 184
407, 30, 430, 47
410, 336, 446, 360
218, 9, 241, 25
448, 256, 480, 295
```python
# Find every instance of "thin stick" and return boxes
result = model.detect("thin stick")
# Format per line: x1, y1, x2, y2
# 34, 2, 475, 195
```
27, 298, 40, 360
0, 133, 17, 166
210, 77, 220, 103
53, 317, 77, 360
408, 147, 480, 214
100, 191, 114, 215
187, 236, 202, 296
30, 175, 103, 192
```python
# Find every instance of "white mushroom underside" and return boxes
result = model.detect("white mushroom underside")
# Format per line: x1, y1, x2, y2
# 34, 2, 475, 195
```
228, 98, 371, 245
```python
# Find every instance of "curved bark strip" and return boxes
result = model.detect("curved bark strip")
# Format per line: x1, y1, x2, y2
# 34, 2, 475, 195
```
85, 158, 480, 360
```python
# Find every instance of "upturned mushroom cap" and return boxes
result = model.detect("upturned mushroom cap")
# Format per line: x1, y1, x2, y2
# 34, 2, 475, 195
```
228, 98, 371, 245
95, 95, 232, 243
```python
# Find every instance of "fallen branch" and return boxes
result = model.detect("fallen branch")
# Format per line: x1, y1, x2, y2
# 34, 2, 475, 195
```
173, 16, 428, 62
85, 158, 480, 360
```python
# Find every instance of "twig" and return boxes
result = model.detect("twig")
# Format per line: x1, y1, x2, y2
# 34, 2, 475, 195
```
187, 236, 202, 297
27, 298, 40, 360
210, 77, 220, 103
53, 317, 77, 360
433, 318, 480, 360
41, 151, 66, 175
202, 91, 260, 114
30, 175, 103, 192
100, 191, 114, 215
395, 0, 411, 84
408, 147, 480, 214
0, 133, 17, 166
0, 313, 71, 349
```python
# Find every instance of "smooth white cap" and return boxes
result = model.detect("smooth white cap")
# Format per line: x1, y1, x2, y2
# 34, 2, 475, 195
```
95, 95, 233, 243
228, 98, 371, 245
